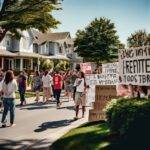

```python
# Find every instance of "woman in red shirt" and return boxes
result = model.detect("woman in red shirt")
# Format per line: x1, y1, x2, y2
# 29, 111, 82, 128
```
53, 71, 62, 108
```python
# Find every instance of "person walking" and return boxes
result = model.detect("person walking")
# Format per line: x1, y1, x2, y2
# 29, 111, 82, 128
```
0, 71, 4, 112
18, 71, 27, 106
32, 71, 42, 103
74, 72, 87, 120
53, 71, 62, 108
42, 70, 53, 103
1, 70, 17, 127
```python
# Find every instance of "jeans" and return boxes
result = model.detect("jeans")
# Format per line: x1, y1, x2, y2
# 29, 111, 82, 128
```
19, 91, 25, 105
1, 98, 15, 124
54, 89, 61, 104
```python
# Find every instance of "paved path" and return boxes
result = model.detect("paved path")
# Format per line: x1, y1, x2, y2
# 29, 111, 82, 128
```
0, 97, 89, 150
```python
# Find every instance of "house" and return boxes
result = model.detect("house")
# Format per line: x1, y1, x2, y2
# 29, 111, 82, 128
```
0, 29, 78, 72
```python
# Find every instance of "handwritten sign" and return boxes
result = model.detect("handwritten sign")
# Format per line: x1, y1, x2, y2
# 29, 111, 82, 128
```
102, 62, 119, 74
80, 63, 92, 74
85, 74, 119, 86
118, 46, 150, 86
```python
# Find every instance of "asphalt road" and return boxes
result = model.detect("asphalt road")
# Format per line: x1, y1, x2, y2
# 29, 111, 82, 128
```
0, 97, 88, 150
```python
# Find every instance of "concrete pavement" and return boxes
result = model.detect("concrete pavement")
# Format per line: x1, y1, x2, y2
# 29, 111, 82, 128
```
0, 96, 89, 150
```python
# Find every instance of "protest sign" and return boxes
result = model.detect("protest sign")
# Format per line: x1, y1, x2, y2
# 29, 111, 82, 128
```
118, 46, 150, 86
89, 85, 117, 122
80, 62, 92, 74
102, 62, 119, 74
85, 73, 119, 86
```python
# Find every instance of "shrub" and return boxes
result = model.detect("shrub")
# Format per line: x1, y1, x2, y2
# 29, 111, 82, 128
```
40, 59, 54, 70
106, 98, 150, 137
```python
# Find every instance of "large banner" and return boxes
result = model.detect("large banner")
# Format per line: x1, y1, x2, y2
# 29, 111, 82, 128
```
102, 62, 119, 74
80, 62, 92, 74
118, 46, 150, 86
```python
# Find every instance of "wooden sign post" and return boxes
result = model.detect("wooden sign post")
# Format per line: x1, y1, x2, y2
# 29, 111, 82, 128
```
89, 85, 117, 122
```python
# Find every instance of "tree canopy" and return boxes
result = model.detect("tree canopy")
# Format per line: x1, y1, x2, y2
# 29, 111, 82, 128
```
74, 17, 123, 64
0, 0, 61, 42
127, 30, 150, 48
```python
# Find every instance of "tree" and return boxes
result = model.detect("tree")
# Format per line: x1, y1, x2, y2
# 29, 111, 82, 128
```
0, 0, 61, 42
74, 17, 122, 64
127, 30, 150, 48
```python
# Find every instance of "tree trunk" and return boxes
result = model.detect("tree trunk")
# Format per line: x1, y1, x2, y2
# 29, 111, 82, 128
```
0, 27, 8, 43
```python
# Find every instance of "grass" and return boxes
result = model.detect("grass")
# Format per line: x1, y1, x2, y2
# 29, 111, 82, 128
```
16, 91, 43, 99
51, 121, 150, 150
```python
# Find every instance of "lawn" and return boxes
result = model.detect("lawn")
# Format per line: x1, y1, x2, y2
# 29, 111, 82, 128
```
16, 91, 43, 99
51, 121, 150, 150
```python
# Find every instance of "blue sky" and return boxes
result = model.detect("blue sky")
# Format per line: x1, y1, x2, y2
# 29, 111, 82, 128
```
53, 0, 150, 44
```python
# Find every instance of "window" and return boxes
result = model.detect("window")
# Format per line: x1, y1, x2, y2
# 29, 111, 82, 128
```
33, 44, 38, 53
59, 46, 63, 53
23, 59, 30, 69
14, 59, 20, 70
6, 40, 10, 46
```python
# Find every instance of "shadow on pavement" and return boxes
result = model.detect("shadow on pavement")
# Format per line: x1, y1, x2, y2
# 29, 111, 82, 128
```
16, 101, 56, 108
57, 106, 75, 110
34, 119, 75, 133
19, 105, 56, 110
0, 138, 50, 150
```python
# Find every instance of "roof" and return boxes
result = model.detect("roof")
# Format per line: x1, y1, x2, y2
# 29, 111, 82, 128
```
33, 32, 71, 45
41, 54, 70, 60
0, 49, 70, 60
16, 52, 41, 58
0, 49, 17, 57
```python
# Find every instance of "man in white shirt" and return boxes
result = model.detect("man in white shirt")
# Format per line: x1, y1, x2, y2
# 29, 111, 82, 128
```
74, 72, 87, 119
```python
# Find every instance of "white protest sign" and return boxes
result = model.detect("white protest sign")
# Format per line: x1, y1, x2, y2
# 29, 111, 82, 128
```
102, 62, 119, 74
118, 46, 150, 86
85, 73, 119, 104
85, 73, 119, 86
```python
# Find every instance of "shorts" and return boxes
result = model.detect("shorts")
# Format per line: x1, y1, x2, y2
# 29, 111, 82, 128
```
65, 84, 73, 92
75, 92, 86, 106
33, 85, 41, 92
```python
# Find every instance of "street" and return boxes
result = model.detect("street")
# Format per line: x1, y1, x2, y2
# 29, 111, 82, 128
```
0, 97, 88, 150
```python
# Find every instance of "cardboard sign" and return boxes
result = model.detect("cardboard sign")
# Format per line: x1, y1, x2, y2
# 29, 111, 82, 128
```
89, 85, 117, 122
80, 63, 92, 74
102, 62, 119, 74
118, 46, 150, 86
95, 85, 117, 101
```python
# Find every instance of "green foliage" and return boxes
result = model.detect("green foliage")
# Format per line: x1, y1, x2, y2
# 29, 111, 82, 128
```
75, 17, 123, 63
0, 0, 60, 42
106, 98, 150, 136
40, 59, 54, 70
54, 60, 70, 71
127, 30, 150, 48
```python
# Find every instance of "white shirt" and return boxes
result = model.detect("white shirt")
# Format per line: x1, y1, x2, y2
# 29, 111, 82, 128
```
2, 79, 17, 98
42, 74, 52, 87
74, 78, 85, 93
0, 80, 4, 91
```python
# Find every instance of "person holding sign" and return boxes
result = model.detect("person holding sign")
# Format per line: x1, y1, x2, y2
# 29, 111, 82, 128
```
74, 72, 87, 120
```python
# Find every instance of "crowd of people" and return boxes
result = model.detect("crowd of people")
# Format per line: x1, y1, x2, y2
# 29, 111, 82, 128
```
0, 69, 87, 127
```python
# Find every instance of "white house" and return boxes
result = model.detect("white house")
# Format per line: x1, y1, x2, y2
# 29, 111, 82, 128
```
0, 29, 77, 72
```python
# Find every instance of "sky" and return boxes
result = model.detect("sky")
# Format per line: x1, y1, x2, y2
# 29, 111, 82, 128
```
53, 0, 150, 45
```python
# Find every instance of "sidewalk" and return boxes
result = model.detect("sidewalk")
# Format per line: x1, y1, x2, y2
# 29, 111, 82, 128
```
0, 96, 89, 150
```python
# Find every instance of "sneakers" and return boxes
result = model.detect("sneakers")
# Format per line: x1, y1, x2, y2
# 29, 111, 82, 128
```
1, 124, 6, 128
73, 117, 79, 120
